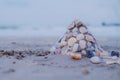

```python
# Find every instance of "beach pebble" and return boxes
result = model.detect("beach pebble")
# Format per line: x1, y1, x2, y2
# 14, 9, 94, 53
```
72, 44, 79, 52
79, 40, 86, 49
76, 34, 84, 40
90, 56, 102, 64
68, 37, 77, 47
79, 27, 88, 34
71, 53, 82, 60
85, 34, 95, 42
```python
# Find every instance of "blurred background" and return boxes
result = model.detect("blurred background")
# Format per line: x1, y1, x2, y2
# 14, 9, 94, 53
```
0, 0, 120, 38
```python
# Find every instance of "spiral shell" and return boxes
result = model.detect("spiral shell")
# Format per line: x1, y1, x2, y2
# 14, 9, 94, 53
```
68, 37, 77, 47
79, 40, 87, 49
79, 27, 88, 34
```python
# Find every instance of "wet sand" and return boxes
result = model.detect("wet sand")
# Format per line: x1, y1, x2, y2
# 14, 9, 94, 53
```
0, 37, 120, 80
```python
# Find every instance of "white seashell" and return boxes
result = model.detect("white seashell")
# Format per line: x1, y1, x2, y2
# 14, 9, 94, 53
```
79, 40, 87, 49
76, 34, 84, 40
79, 27, 88, 34
68, 37, 77, 47
73, 44, 79, 52
81, 50, 87, 56
85, 34, 95, 42
90, 56, 102, 64
60, 41, 67, 47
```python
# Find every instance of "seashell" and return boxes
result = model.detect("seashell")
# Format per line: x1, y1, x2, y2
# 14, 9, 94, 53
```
79, 27, 88, 34
68, 22, 75, 30
60, 41, 67, 47
100, 51, 109, 57
72, 44, 79, 52
85, 34, 95, 42
54, 48, 62, 54
79, 40, 86, 49
90, 56, 103, 64
81, 50, 87, 56
71, 53, 82, 60
86, 50, 94, 58
66, 32, 73, 39
76, 34, 84, 40
68, 37, 77, 47
87, 42, 92, 47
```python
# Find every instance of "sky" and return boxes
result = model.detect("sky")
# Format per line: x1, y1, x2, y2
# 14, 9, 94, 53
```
0, 0, 120, 26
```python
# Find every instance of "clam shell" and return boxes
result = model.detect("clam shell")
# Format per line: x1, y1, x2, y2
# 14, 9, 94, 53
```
76, 34, 84, 40
79, 40, 87, 49
79, 27, 88, 34
60, 41, 67, 47
85, 34, 95, 42
90, 56, 102, 64
68, 37, 77, 47
71, 53, 82, 60
73, 44, 79, 52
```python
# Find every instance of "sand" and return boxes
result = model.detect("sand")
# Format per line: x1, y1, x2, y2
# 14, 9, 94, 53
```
0, 37, 120, 80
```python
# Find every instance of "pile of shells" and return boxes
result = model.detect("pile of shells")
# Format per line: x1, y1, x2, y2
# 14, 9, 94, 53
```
50, 19, 104, 60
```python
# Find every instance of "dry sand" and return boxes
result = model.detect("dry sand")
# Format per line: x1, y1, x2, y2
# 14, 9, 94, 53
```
0, 37, 120, 80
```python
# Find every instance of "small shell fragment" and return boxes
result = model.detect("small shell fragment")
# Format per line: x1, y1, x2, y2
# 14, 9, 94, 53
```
85, 34, 95, 42
68, 37, 77, 47
90, 56, 103, 64
76, 34, 84, 40
66, 32, 73, 39
79, 40, 86, 49
71, 53, 82, 60
79, 27, 88, 34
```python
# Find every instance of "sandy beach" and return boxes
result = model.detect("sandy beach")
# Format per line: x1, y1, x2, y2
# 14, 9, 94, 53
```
0, 37, 120, 80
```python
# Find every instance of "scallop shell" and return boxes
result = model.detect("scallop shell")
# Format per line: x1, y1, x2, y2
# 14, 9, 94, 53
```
76, 34, 84, 40
85, 34, 95, 42
60, 41, 67, 47
90, 56, 102, 64
79, 40, 87, 49
68, 37, 77, 47
72, 44, 79, 52
71, 53, 82, 60
79, 27, 88, 34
